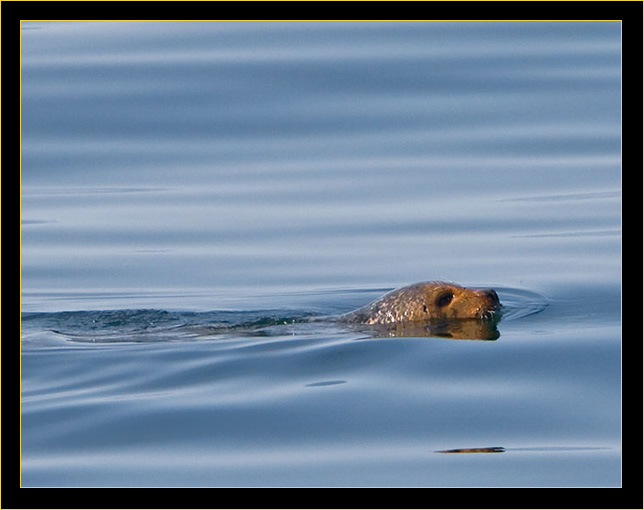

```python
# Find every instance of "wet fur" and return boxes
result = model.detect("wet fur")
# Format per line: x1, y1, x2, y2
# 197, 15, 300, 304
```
339, 281, 500, 325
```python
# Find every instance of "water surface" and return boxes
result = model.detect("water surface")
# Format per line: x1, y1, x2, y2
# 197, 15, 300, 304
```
21, 20, 621, 487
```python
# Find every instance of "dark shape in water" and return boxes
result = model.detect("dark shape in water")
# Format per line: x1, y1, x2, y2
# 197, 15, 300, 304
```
436, 446, 506, 454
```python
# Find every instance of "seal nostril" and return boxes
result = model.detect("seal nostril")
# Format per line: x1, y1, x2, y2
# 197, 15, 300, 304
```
484, 289, 499, 304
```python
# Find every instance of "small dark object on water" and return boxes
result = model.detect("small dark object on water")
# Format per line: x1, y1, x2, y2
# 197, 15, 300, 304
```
436, 447, 506, 454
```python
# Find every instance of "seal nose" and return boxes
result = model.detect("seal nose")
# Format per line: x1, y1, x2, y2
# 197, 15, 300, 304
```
482, 289, 500, 305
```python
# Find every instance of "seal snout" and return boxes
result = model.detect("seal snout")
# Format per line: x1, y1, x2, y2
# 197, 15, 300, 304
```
482, 289, 500, 306
476, 288, 501, 320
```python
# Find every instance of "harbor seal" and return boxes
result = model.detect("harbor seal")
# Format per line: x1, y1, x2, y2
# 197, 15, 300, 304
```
338, 281, 501, 325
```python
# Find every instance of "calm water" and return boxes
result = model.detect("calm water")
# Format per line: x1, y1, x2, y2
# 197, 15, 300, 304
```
20, 20, 621, 487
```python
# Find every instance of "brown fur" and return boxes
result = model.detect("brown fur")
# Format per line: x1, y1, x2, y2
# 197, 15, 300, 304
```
340, 281, 500, 325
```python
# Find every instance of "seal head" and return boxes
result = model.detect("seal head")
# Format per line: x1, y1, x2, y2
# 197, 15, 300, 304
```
339, 281, 501, 325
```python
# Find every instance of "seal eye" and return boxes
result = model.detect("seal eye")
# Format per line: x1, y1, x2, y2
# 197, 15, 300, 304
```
436, 292, 454, 308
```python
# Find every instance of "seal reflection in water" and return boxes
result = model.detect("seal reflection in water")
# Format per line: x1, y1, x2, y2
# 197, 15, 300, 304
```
338, 281, 502, 340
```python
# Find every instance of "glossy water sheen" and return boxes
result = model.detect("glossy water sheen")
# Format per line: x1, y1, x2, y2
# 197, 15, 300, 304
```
20, 21, 621, 487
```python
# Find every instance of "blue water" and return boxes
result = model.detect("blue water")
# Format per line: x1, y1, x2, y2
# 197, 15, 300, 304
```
20, 20, 621, 487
